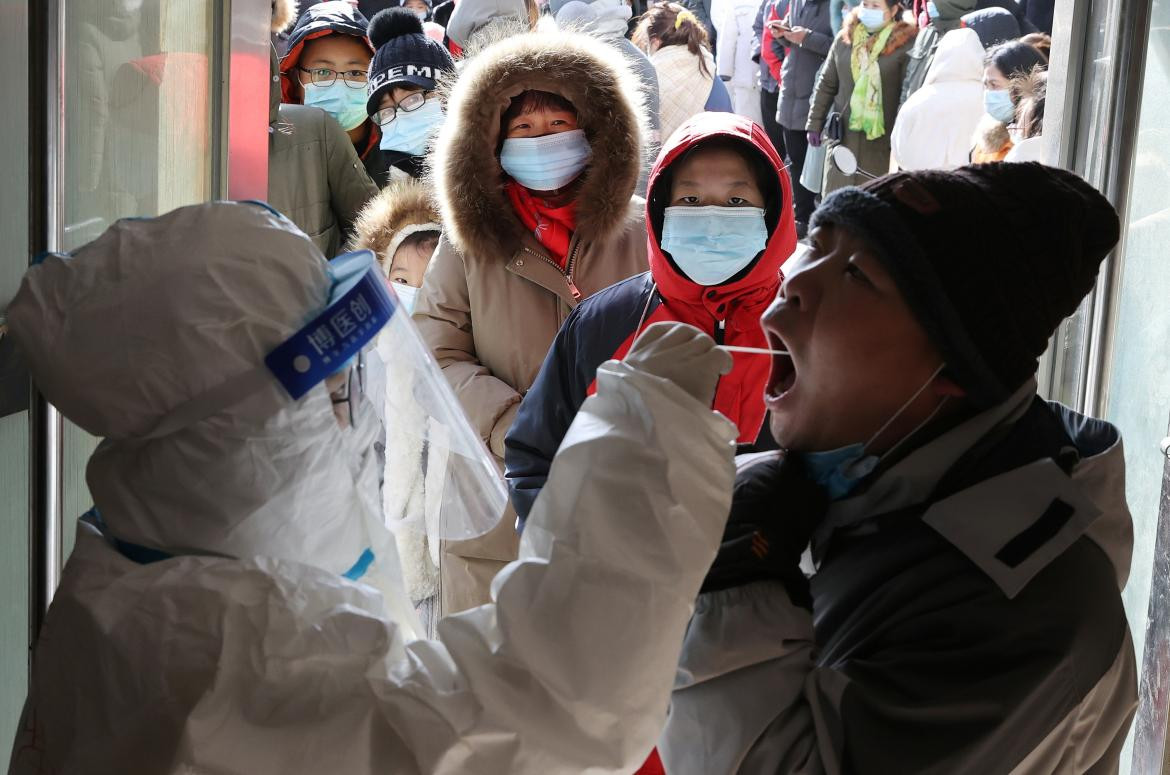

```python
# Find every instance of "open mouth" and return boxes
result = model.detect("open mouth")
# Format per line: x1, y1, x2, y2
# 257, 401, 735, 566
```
764, 331, 797, 403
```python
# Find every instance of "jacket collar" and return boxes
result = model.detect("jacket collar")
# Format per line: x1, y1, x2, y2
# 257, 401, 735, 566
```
815, 379, 1132, 598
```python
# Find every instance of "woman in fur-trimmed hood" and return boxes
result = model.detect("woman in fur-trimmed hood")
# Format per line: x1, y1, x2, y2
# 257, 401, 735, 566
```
806, 2, 916, 194
413, 27, 649, 616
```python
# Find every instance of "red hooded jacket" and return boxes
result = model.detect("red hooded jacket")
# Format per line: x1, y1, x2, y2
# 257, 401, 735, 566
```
606, 112, 798, 444
505, 112, 798, 530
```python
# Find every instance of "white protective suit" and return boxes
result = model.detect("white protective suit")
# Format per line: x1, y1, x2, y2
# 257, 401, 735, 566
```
891, 28, 987, 171
7, 202, 738, 775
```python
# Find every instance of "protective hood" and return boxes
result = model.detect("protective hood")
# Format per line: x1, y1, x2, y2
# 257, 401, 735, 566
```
645, 112, 796, 321
446, 0, 529, 47
431, 28, 646, 261
6, 203, 403, 591
279, 0, 374, 104
924, 27, 985, 86
348, 177, 443, 271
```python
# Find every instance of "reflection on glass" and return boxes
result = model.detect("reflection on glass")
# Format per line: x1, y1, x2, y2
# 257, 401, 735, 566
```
1104, 2, 1170, 772
61, 0, 216, 557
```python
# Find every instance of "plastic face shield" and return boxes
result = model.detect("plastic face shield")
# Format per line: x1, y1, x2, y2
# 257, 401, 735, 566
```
371, 285, 509, 543
266, 249, 507, 543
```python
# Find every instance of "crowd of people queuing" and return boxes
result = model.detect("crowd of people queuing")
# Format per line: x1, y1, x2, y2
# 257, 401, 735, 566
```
8, 0, 1139, 771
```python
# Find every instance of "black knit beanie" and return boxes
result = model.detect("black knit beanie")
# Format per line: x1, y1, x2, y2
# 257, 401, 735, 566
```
810, 163, 1120, 408
365, 8, 455, 116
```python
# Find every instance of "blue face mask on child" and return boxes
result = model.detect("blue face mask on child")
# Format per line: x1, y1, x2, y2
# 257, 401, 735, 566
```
984, 88, 1016, 124
857, 7, 887, 31
660, 205, 769, 286
499, 129, 593, 192
303, 80, 369, 131
379, 97, 445, 156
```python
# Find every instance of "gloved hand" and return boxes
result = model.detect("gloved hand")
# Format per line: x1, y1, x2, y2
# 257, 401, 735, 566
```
625, 322, 732, 406
701, 452, 829, 604
807, 130, 823, 148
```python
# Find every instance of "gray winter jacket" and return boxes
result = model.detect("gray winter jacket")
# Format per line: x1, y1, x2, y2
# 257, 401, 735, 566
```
659, 380, 1138, 774
776, 0, 834, 130
266, 52, 378, 257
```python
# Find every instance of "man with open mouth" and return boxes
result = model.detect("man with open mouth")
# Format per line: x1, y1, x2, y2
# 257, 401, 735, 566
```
659, 161, 1138, 774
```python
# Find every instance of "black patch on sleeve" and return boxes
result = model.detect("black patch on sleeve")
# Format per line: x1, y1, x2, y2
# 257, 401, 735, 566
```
995, 498, 1075, 569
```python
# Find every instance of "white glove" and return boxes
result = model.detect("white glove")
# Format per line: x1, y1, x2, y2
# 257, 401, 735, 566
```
625, 322, 733, 405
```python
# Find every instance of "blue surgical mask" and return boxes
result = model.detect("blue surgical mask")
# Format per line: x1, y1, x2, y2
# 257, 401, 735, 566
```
858, 7, 887, 31
984, 88, 1016, 123
499, 129, 593, 192
660, 206, 768, 286
801, 444, 879, 500
379, 97, 444, 156
414, 9, 429, 20
926, 1, 940, 19
796, 364, 949, 500
302, 80, 369, 131
392, 283, 420, 315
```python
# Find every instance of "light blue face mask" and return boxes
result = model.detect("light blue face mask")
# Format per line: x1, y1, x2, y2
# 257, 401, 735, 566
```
391, 283, 419, 315
857, 7, 887, 31
926, 1, 940, 19
303, 80, 369, 131
379, 97, 444, 156
984, 88, 1016, 124
796, 364, 949, 500
660, 205, 769, 286
499, 129, 593, 192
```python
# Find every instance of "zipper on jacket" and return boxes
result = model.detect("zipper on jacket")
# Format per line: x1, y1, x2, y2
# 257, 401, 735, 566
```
521, 242, 582, 301
714, 319, 726, 345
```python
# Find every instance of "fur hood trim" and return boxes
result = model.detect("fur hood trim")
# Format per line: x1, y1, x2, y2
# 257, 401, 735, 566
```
841, 13, 917, 55
974, 114, 1012, 154
271, 0, 298, 33
431, 28, 647, 261
348, 179, 442, 267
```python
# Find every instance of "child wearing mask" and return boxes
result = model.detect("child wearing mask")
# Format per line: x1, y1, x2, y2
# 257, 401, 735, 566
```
347, 178, 446, 636
364, 8, 456, 184
280, 2, 395, 186
506, 112, 798, 528
413, 29, 649, 615
269, 3, 380, 257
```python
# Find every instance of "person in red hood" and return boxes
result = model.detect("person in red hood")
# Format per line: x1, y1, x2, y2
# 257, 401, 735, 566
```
505, 111, 798, 529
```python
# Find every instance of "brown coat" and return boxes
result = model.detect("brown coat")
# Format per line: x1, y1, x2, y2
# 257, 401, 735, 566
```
807, 14, 916, 193
413, 29, 650, 613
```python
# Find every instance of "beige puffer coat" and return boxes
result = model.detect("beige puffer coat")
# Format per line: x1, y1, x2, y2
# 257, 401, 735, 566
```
414, 29, 650, 614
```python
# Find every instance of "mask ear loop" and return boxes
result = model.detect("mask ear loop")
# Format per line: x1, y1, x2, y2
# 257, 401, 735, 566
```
844, 363, 949, 475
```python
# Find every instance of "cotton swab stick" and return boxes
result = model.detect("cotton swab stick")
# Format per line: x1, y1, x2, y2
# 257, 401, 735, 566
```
719, 345, 790, 356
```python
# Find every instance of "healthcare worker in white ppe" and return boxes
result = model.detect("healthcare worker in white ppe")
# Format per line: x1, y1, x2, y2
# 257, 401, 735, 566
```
6, 201, 738, 775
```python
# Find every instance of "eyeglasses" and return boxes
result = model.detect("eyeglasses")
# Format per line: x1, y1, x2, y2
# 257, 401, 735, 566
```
372, 91, 430, 126
329, 351, 366, 428
297, 66, 368, 89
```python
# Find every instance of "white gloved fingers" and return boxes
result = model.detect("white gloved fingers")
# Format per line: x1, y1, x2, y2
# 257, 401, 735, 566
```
625, 322, 733, 404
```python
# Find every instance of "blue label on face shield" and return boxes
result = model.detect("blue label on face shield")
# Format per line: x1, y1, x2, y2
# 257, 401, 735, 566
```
265, 250, 397, 400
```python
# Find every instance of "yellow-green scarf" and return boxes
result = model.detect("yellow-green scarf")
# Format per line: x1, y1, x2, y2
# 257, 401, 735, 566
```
849, 21, 895, 141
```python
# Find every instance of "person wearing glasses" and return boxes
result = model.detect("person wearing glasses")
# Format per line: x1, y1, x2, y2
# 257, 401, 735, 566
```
364, 8, 458, 184
279, 1, 393, 186
269, 2, 380, 257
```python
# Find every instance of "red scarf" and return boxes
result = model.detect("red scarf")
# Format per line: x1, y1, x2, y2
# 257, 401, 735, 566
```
505, 182, 577, 270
